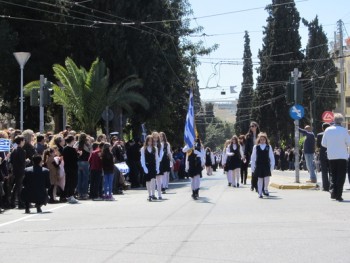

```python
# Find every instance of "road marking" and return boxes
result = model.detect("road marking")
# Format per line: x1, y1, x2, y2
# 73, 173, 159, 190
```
24, 218, 51, 222
0, 204, 68, 228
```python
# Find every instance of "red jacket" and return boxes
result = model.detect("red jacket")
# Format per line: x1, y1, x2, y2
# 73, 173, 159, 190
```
88, 149, 102, 171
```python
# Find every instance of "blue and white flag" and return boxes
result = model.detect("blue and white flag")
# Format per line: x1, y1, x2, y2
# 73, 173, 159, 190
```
0, 139, 11, 152
141, 123, 147, 143
184, 89, 195, 149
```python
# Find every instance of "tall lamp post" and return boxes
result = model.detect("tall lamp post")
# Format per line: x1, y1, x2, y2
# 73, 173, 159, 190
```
13, 52, 31, 131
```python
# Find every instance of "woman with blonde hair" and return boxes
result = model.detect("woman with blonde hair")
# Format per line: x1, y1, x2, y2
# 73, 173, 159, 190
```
141, 135, 160, 201
221, 140, 231, 185
250, 132, 275, 198
152, 131, 163, 199
225, 135, 243, 188
159, 132, 172, 194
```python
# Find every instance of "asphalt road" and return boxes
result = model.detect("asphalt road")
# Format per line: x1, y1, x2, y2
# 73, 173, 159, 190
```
1, 169, 350, 263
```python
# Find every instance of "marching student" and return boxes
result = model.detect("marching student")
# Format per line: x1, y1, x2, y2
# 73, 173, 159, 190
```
250, 132, 275, 198
225, 136, 243, 188
152, 131, 163, 199
159, 132, 172, 194
239, 135, 248, 185
221, 140, 231, 185
205, 147, 215, 176
141, 135, 160, 201
184, 138, 205, 200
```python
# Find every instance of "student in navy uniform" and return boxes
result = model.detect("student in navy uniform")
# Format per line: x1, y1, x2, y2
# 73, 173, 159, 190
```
204, 147, 214, 176
159, 132, 172, 194
250, 132, 275, 198
152, 132, 163, 199
225, 136, 243, 188
141, 135, 160, 201
21, 154, 50, 214
184, 138, 205, 200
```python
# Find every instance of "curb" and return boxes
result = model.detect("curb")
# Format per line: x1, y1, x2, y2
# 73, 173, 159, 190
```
270, 182, 319, 190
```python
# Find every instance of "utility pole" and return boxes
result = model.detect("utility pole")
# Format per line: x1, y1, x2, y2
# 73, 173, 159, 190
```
293, 68, 300, 183
39, 75, 45, 134
338, 20, 345, 119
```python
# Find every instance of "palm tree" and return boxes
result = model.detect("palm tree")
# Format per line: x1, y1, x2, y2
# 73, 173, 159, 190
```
25, 57, 149, 135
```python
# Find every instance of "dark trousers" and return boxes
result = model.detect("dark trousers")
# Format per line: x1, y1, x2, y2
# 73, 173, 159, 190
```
128, 160, 140, 187
64, 168, 78, 197
251, 172, 258, 191
11, 174, 24, 207
90, 170, 102, 199
240, 162, 248, 184
320, 157, 330, 191
329, 159, 347, 199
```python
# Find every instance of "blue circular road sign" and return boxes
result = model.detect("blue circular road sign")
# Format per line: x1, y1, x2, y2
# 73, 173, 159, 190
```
289, 104, 304, 120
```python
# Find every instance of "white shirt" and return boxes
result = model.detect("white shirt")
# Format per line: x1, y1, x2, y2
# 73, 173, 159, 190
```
140, 146, 160, 174
225, 144, 244, 158
250, 144, 275, 173
321, 125, 350, 160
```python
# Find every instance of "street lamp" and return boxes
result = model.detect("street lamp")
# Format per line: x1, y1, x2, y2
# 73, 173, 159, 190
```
13, 52, 31, 131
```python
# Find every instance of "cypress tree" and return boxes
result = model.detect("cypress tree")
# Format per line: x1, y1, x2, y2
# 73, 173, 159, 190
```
235, 31, 254, 135
302, 16, 338, 133
251, 0, 304, 143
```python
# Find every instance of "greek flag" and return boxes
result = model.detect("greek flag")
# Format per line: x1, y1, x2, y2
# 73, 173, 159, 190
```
184, 89, 195, 149
141, 123, 147, 143
0, 139, 11, 152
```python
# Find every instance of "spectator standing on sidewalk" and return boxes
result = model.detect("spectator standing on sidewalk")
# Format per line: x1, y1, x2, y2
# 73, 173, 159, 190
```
317, 123, 331, 191
298, 125, 316, 183
322, 113, 350, 202
62, 135, 79, 204
21, 154, 50, 214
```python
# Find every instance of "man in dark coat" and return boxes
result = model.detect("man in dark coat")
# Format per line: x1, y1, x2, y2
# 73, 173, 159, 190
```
21, 154, 50, 214
10, 135, 27, 209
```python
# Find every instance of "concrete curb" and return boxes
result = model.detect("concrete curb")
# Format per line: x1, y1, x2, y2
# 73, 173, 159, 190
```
270, 182, 319, 190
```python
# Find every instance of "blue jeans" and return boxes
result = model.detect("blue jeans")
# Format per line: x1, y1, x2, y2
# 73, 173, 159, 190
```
304, 153, 316, 181
104, 173, 114, 196
77, 161, 90, 196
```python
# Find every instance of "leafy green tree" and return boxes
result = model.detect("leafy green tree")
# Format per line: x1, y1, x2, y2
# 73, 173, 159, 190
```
251, 0, 304, 143
302, 16, 338, 133
204, 122, 234, 150
235, 31, 254, 135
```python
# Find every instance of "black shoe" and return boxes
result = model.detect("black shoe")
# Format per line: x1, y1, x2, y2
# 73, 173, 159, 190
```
151, 195, 157, 200
259, 195, 263, 199
250, 187, 254, 191
330, 194, 336, 199
336, 197, 344, 202
36, 207, 42, 213
263, 191, 269, 197
158, 196, 163, 200
237, 183, 239, 188
228, 183, 231, 187
25, 208, 30, 214
148, 196, 152, 202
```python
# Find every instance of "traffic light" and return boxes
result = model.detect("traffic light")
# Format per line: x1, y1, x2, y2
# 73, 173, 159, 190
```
296, 82, 303, 104
285, 79, 303, 105
286, 82, 294, 104
42, 81, 53, 106
30, 89, 39, 106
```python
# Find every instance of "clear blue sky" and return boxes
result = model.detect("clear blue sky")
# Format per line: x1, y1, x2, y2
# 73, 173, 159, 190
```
187, 0, 350, 101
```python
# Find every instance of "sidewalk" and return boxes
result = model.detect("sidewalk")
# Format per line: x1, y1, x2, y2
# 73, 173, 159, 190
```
250, 169, 321, 190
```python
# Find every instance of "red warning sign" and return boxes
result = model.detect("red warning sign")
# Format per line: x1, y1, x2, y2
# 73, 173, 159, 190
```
322, 111, 334, 123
